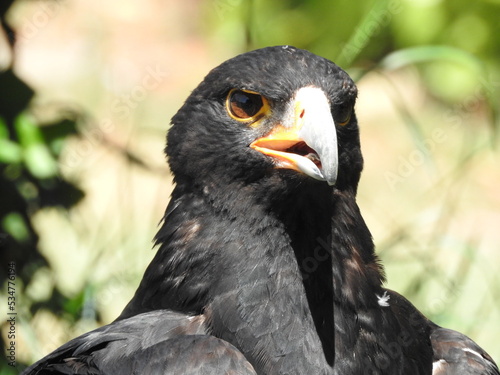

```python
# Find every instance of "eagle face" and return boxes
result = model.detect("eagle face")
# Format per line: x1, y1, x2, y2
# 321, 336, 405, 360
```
167, 46, 363, 194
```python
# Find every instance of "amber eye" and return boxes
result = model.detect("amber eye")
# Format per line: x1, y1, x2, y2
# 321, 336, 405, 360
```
227, 89, 266, 121
336, 106, 353, 126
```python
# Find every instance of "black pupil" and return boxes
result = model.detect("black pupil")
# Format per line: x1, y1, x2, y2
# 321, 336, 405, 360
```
230, 91, 263, 118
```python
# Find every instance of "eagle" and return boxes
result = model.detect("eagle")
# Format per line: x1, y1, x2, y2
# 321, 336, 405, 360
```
22, 46, 498, 375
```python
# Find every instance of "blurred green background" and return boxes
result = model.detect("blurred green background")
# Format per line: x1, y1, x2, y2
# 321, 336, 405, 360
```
1, 0, 499, 372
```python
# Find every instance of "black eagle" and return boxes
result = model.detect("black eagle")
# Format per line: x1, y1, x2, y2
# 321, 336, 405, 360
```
22, 46, 499, 375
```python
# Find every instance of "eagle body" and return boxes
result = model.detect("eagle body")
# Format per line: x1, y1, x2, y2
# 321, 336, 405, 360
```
23, 46, 498, 375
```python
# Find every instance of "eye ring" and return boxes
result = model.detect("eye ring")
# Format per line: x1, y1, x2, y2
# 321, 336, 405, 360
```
336, 106, 353, 126
226, 89, 269, 123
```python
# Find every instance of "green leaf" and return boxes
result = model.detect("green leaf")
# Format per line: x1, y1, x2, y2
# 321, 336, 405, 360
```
15, 113, 58, 179
40, 118, 78, 156
336, 0, 392, 67
2, 212, 30, 243
379, 45, 484, 74
23, 145, 59, 179
0, 139, 23, 163
0, 116, 8, 139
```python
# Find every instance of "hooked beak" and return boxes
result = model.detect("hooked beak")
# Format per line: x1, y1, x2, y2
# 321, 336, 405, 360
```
250, 87, 338, 185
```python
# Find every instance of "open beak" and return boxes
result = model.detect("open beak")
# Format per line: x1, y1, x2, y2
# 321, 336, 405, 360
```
250, 87, 338, 185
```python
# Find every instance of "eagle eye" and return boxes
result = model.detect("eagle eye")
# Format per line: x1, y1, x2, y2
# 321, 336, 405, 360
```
227, 89, 266, 121
335, 106, 353, 126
